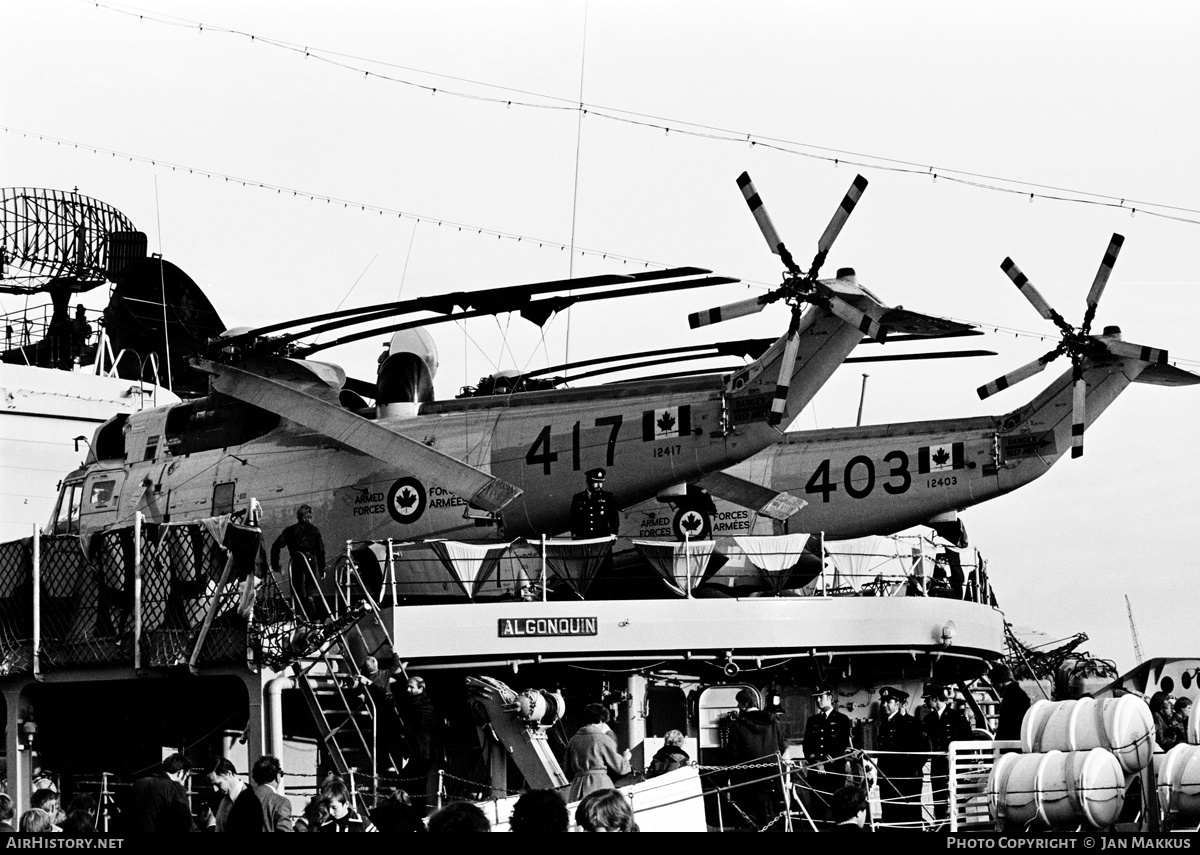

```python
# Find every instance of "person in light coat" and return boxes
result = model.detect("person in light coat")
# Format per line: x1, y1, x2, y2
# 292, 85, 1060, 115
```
564, 703, 631, 801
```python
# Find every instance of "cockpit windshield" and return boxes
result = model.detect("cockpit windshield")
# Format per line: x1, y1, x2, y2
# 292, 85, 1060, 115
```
52, 478, 84, 535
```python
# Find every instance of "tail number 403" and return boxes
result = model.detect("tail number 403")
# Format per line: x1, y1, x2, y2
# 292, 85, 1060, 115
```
805, 452, 912, 502
525, 417, 623, 475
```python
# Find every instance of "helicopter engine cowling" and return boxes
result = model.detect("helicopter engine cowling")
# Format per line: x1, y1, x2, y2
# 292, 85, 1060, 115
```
378, 329, 438, 419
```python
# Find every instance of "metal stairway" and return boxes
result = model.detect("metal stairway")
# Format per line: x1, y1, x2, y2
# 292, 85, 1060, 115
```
290, 556, 401, 801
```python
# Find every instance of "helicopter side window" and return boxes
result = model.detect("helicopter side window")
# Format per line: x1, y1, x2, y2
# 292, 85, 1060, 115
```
53, 481, 83, 535
212, 481, 236, 517
89, 480, 116, 508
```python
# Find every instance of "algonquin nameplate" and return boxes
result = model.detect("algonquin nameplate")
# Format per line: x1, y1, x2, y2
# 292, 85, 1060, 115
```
498, 617, 598, 638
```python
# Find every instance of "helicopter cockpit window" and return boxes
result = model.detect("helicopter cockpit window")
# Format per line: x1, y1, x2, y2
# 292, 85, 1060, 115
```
93, 414, 129, 461
53, 481, 83, 535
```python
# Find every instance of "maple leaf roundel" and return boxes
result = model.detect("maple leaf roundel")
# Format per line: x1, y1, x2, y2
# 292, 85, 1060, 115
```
672, 506, 712, 541
387, 477, 427, 524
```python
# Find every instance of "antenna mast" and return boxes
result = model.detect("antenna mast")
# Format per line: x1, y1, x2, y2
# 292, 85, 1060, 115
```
1124, 594, 1145, 665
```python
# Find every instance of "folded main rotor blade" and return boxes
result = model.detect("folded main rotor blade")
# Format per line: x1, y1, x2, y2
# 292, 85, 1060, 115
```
844, 349, 996, 363
1071, 361, 1086, 459
199, 358, 521, 512
217, 267, 714, 351
811, 174, 868, 277
297, 275, 737, 355
736, 172, 797, 272
1000, 257, 1061, 324
688, 293, 773, 329
976, 349, 1060, 399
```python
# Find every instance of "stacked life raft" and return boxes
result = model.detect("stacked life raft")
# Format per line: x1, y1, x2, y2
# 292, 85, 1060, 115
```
987, 695, 1200, 831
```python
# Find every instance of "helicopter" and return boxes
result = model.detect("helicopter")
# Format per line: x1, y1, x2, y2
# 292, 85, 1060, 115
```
621, 233, 1200, 543
45, 172, 970, 557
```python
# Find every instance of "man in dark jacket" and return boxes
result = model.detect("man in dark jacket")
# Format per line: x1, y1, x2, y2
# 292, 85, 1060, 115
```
270, 504, 327, 619
203, 756, 260, 832
922, 682, 973, 829
802, 683, 854, 826
353, 655, 408, 773
123, 753, 196, 832
875, 686, 929, 830
727, 688, 786, 826
398, 675, 442, 812
991, 664, 1031, 741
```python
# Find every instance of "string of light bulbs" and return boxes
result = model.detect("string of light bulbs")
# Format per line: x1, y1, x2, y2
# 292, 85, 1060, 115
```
75, 0, 1200, 227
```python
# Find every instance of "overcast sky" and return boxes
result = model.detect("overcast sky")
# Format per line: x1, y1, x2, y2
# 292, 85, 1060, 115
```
5, 0, 1198, 675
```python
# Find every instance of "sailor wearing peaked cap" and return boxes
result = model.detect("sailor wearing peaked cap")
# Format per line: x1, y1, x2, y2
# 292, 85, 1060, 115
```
802, 683, 853, 826
922, 679, 973, 828
876, 686, 928, 829
570, 468, 620, 539
923, 681, 953, 699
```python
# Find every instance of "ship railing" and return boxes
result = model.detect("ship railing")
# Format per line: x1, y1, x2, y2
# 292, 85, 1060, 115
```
0, 303, 103, 369
0, 305, 50, 349
0, 513, 298, 675
330, 532, 996, 606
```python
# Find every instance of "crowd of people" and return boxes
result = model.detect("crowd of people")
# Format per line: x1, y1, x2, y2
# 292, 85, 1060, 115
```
1150, 690, 1193, 752
5, 666, 1191, 834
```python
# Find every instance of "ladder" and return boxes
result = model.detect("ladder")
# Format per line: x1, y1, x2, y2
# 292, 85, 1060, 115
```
291, 552, 400, 806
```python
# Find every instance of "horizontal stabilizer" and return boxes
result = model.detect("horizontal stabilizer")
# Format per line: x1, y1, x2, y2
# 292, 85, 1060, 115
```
695, 471, 806, 521
1132, 362, 1200, 387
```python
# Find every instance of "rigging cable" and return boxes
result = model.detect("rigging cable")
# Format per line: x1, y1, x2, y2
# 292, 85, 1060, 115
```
72, 1, 1200, 224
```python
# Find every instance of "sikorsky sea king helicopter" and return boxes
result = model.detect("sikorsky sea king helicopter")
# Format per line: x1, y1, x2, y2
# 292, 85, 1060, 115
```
47, 173, 971, 552
621, 233, 1200, 543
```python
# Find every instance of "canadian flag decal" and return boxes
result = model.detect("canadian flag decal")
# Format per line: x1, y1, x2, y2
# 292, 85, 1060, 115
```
642, 405, 691, 441
918, 442, 965, 473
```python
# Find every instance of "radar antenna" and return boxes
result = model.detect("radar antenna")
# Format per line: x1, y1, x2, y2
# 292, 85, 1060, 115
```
0, 187, 144, 293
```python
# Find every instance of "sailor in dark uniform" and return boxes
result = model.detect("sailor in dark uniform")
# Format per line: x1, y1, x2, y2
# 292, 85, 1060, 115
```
801, 683, 853, 824
570, 468, 620, 539
875, 686, 930, 830
270, 503, 327, 618
921, 681, 973, 828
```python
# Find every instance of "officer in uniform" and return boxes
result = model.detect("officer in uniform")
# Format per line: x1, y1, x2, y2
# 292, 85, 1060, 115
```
921, 681, 973, 828
875, 686, 930, 830
802, 683, 853, 825
570, 468, 620, 539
